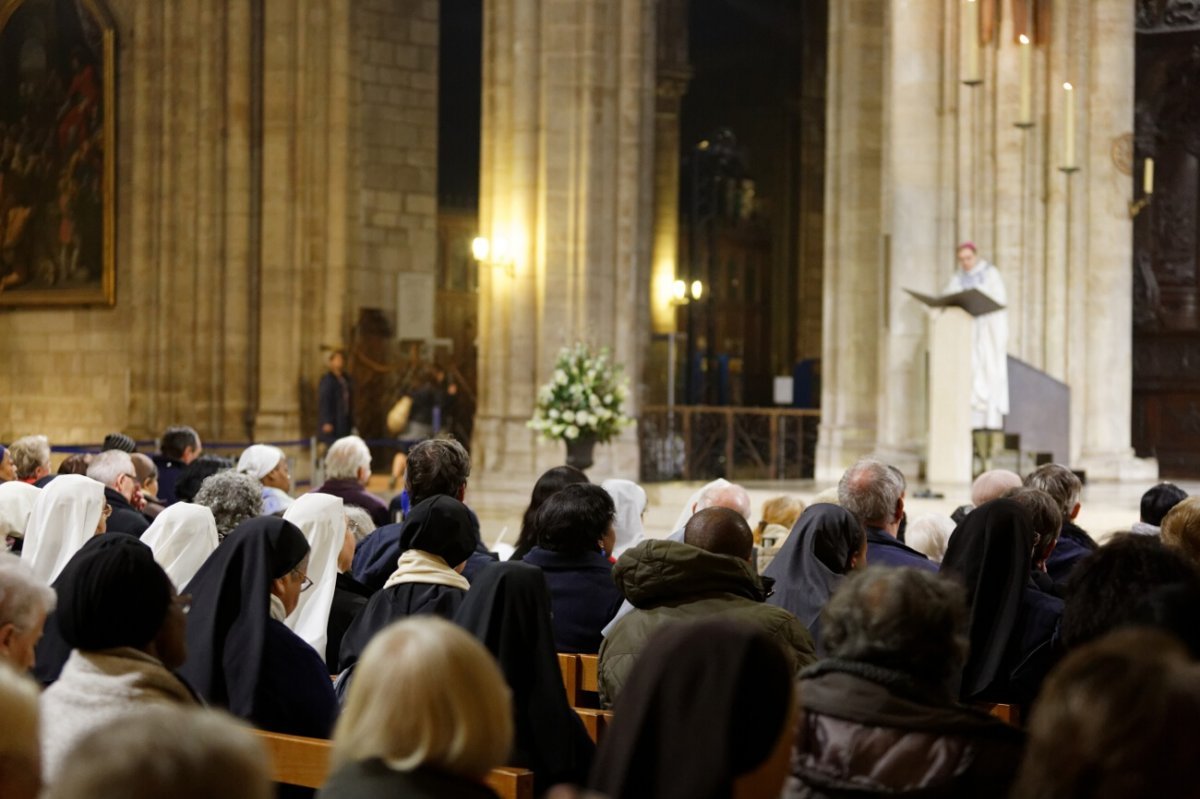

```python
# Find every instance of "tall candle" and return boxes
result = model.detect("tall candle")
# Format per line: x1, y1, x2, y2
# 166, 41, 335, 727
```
1017, 34, 1033, 127
1144, 158, 1155, 195
1062, 83, 1076, 169
962, 0, 981, 85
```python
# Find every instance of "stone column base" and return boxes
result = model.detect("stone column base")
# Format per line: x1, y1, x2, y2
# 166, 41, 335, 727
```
815, 423, 877, 484
1075, 448, 1159, 482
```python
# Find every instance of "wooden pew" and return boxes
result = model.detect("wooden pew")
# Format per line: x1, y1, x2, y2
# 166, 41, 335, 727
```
253, 730, 535, 799
558, 653, 581, 706
578, 654, 600, 695
573, 707, 614, 744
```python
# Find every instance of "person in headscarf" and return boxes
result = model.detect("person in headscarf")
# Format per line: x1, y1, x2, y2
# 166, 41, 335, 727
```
283, 493, 354, 669
141, 502, 219, 592
763, 503, 865, 648
0, 481, 40, 552
180, 516, 336, 739
754, 495, 804, 548
589, 619, 795, 799
0, 444, 17, 483
454, 561, 594, 794
602, 478, 646, 559
21, 474, 106, 583
511, 465, 589, 561
523, 484, 622, 653
338, 495, 477, 674
238, 444, 294, 515
38, 537, 195, 782
940, 498, 1063, 708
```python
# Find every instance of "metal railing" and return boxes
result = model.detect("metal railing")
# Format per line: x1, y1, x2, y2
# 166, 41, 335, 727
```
638, 405, 819, 483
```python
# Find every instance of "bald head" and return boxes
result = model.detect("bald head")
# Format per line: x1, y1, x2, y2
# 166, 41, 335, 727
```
695, 482, 752, 520
684, 507, 754, 561
970, 469, 1022, 507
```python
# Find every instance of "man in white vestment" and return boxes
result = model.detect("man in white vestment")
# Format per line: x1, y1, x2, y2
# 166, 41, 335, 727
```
944, 242, 1008, 429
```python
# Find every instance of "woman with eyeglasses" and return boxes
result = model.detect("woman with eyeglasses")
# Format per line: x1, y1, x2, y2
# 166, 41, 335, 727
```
180, 516, 337, 743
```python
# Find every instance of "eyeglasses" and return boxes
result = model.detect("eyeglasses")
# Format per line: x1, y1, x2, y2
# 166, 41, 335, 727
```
291, 569, 313, 592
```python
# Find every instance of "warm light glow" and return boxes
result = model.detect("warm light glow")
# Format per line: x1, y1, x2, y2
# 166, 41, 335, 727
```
1019, 33, 1030, 45
672, 280, 687, 301
471, 236, 489, 262
1063, 82, 1073, 91
690, 280, 703, 301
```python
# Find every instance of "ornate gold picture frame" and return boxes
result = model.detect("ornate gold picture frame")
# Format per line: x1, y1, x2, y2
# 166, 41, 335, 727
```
0, 0, 115, 307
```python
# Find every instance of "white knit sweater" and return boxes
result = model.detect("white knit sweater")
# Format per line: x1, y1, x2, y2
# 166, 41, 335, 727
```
40, 648, 197, 783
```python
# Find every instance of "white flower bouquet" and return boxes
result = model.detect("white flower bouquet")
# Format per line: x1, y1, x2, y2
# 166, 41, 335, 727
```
528, 343, 633, 444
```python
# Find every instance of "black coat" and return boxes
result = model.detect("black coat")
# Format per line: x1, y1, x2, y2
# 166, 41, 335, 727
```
318, 372, 354, 443
338, 582, 466, 673
103, 487, 150, 537
327, 572, 371, 672
319, 759, 498, 799
521, 547, 621, 654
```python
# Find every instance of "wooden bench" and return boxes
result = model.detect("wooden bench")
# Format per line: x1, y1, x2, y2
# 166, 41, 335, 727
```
558, 652, 602, 709
574, 707, 614, 744
253, 730, 534, 799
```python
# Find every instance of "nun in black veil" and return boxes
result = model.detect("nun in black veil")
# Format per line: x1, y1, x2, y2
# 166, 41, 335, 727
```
180, 516, 337, 739
454, 561, 594, 795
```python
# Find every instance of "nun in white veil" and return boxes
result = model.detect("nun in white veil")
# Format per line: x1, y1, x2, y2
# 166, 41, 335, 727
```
141, 502, 220, 591
21, 474, 106, 583
602, 479, 646, 558
237, 444, 294, 515
0, 481, 40, 550
282, 493, 344, 662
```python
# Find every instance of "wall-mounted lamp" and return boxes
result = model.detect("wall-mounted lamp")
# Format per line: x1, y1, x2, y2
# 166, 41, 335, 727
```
471, 236, 515, 275
671, 278, 704, 304
1130, 158, 1154, 218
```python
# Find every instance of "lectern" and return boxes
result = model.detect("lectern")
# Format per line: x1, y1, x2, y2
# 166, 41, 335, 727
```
906, 288, 1005, 484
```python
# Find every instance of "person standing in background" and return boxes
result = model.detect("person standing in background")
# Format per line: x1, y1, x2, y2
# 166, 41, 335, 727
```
318, 349, 354, 445
944, 242, 1008, 431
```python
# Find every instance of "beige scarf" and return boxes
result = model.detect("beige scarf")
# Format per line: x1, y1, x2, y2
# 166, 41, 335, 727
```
383, 549, 470, 591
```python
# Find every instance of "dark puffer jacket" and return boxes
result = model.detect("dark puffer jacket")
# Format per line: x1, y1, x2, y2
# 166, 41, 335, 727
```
785, 660, 1025, 799
598, 539, 816, 706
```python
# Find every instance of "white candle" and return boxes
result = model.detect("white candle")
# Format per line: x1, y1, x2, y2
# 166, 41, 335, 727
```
962, 0, 981, 85
1144, 158, 1155, 195
1018, 35, 1033, 127
1062, 82, 1076, 169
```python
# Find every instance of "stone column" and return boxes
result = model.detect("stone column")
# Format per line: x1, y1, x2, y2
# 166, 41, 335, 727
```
1074, 0, 1155, 479
815, 0, 886, 482
476, 0, 656, 482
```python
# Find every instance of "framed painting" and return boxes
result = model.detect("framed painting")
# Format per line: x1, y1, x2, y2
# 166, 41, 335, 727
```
0, 0, 115, 307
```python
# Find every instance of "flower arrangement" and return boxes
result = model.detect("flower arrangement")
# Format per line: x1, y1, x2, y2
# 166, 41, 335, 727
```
528, 343, 633, 443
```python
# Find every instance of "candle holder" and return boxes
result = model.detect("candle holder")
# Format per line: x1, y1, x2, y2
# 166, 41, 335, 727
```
1129, 196, 1152, 219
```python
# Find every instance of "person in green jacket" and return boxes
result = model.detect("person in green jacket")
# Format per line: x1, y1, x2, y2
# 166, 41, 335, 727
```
598, 507, 816, 707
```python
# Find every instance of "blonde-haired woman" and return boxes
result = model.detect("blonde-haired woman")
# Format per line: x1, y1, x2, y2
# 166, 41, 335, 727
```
319, 617, 513, 799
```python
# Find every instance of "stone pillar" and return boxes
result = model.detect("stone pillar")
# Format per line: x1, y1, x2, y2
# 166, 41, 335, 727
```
476, 0, 656, 482
815, 0, 886, 482
1074, 0, 1155, 479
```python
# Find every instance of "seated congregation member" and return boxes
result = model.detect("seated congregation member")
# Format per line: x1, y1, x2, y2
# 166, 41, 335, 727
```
174, 454, 233, 503
1161, 496, 1200, 568
455, 562, 595, 793
141, 502, 219, 592
283, 494, 360, 669
353, 438, 495, 591
0, 554, 54, 671
131, 452, 166, 519
46, 706, 272, 799
839, 459, 935, 572
344, 505, 376, 545
194, 469, 264, 541
754, 494, 804, 548
590, 620, 796, 799
314, 435, 388, 527
101, 432, 137, 453
9, 435, 52, 484
181, 517, 337, 738
56, 453, 92, 476
904, 513, 955, 563
940, 498, 1062, 707
1060, 533, 1198, 651
523, 484, 622, 653
511, 465, 590, 561
971, 468, 1023, 507
0, 480, 39, 552
40, 539, 195, 781
0, 664, 40, 799
1006, 486, 1064, 595
21, 473, 106, 583
0, 444, 15, 482
339, 495, 476, 673
86, 449, 150, 537
1025, 463, 1095, 588
602, 478, 647, 558
1012, 628, 1200, 798
786, 567, 1024, 799
153, 425, 203, 504
238, 444, 295, 515
1135, 482, 1188, 536
320, 618, 512, 799
599, 508, 816, 706
763, 503, 865, 648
